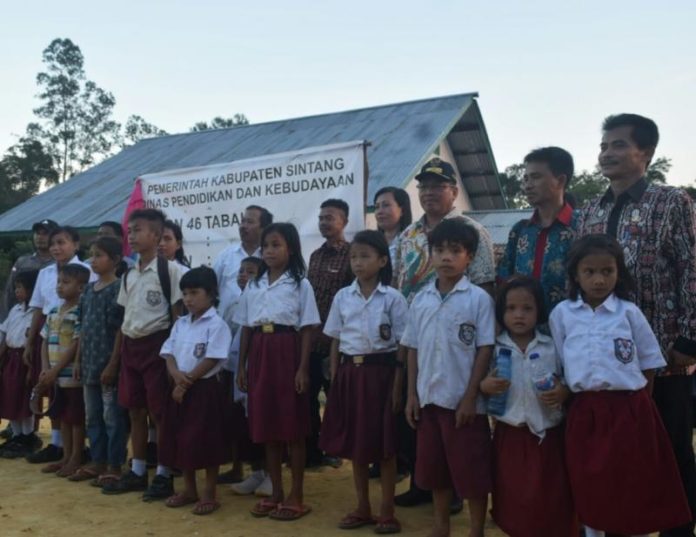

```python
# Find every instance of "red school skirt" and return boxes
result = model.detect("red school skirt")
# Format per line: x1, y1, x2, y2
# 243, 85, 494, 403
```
247, 330, 310, 443
0, 348, 32, 420
159, 376, 229, 470
566, 389, 691, 534
319, 354, 398, 464
491, 422, 579, 537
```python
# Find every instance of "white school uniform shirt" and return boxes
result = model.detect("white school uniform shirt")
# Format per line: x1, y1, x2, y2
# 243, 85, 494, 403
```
29, 256, 97, 315
117, 257, 185, 339
160, 307, 232, 378
548, 293, 665, 392
213, 243, 261, 326
323, 280, 409, 355
0, 303, 34, 348
233, 272, 320, 329
493, 330, 564, 439
400, 275, 495, 412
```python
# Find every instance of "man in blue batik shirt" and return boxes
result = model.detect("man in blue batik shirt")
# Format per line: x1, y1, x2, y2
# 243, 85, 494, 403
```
497, 147, 579, 312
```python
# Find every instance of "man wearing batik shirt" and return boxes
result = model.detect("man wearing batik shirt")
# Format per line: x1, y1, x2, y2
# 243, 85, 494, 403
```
497, 147, 579, 311
579, 113, 696, 537
392, 158, 496, 303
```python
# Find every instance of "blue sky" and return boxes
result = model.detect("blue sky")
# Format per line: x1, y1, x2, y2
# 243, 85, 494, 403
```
1, 0, 695, 184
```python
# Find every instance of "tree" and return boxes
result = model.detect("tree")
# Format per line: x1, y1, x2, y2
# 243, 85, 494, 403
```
122, 115, 168, 146
33, 38, 121, 182
0, 137, 58, 214
498, 163, 528, 209
189, 114, 249, 132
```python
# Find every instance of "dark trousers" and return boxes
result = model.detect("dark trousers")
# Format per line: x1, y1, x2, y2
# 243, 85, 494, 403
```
307, 352, 330, 464
654, 375, 696, 537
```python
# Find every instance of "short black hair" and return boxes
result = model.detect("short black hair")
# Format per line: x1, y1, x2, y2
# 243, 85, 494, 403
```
495, 275, 548, 327
428, 217, 479, 255
603, 113, 659, 151
320, 198, 349, 219
374, 187, 413, 233
351, 230, 392, 286
49, 226, 80, 244
257, 222, 306, 284
180, 266, 219, 306
246, 205, 274, 228
59, 263, 90, 285
91, 236, 123, 261
15, 270, 39, 298
524, 146, 575, 189
128, 209, 166, 235
567, 234, 635, 301
99, 221, 123, 237
240, 256, 263, 270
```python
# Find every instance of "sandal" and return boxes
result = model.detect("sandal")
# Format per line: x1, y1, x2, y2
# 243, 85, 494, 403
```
338, 511, 376, 529
41, 462, 64, 474
90, 473, 120, 488
165, 493, 199, 508
250, 498, 279, 517
67, 466, 100, 482
192, 499, 220, 516
269, 503, 312, 521
374, 516, 401, 534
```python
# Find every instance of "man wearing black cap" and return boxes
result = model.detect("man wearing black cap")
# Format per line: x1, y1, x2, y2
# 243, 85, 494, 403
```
392, 158, 495, 509
0, 220, 57, 322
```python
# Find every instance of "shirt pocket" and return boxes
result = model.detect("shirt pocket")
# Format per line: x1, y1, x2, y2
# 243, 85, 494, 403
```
450, 315, 477, 348
141, 285, 166, 311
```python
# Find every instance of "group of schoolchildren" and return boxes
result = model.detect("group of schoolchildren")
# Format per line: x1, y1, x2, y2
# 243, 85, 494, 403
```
0, 205, 692, 537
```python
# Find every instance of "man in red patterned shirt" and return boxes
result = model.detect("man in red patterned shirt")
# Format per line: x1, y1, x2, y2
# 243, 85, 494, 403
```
579, 114, 696, 537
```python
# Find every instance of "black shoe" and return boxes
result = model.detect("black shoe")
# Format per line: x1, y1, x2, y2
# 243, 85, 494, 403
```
450, 497, 464, 515
142, 474, 173, 502
2, 434, 43, 459
145, 442, 158, 468
0, 425, 12, 440
102, 470, 148, 495
394, 487, 432, 507
25, 443, 63, 464
0, 436, 23, 457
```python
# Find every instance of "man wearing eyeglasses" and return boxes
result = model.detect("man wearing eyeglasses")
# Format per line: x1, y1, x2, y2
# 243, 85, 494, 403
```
392, 158, 495, 304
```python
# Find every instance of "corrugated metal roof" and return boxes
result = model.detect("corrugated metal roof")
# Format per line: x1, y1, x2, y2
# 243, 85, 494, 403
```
464, 209, 533, 245
0, 93, 504, 232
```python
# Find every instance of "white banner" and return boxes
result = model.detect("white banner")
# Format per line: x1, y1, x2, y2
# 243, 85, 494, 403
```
138, 141, 367, 266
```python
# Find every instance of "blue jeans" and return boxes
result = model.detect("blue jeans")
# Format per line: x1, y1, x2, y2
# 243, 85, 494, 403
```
83, 384, 128, 467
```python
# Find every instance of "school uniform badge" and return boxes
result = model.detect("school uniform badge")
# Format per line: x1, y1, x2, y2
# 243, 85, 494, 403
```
379, 323, 392, 340
614, 338, 634, 363
146, 290, 162, 307
193, 343, 207, 359
458, 323, 476, 345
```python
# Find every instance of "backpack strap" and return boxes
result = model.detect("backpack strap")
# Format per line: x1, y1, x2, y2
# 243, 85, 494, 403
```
157, 255, 173, 326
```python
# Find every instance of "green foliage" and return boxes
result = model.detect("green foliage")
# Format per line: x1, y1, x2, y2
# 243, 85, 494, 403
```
32, 38, 121, 181
0, 137, 57, 214
122, 115, 168, 147
0, 235, 34, 291
498, 163, 528, 209
190, 114, 249, 132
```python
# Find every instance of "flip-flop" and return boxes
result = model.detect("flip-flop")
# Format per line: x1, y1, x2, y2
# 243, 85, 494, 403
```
192, 499, 220, 516
41, 462, 64, 474
67, 466, 100, 482
374, 516, 402, 534
338, 511, 376, 529
250, 498, 280, 517
269, 503, 312, 521
56, 465, 79, 478
165, 493, 199, 508
90, 474, 120, 488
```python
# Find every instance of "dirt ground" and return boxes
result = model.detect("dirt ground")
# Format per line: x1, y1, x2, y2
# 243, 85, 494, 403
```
0, 424, 513, 537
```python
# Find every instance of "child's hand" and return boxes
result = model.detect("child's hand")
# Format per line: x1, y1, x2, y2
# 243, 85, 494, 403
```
236, 368, 248, 393
455, 396, 477, 428
538, 378, 570, 409
479, 369, 510, 395
39, 368, 57, 387
172, 385, 186, 403
100, 362, 118, 386
295, 367, 309, 394
405, 394, 420, 429
171, 369, 192, 389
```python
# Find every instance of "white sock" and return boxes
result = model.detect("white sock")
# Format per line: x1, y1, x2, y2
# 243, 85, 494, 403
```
584, 528, 605, 537
156, 465, 170, 478
9, 420, 22, 437
132, 458, 147, 476
51, 428, 62, 447
148, 427, 157, 443
21, 417, 34, 435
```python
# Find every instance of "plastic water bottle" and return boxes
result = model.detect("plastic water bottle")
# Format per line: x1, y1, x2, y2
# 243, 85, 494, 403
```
529, 353, 555, 392
487, 348, 512, 416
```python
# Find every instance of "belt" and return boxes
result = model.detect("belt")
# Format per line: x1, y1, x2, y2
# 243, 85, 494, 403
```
252, 323, 295, 334
340, 352, 399, 367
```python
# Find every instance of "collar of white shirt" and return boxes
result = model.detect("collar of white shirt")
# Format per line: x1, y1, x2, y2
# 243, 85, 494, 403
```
568, 293, 618, 313
423, 273, 471, 297
348, 280, 388, 299
135, 256, 160, 273
259, 271, 295, 288
184, 306, 217, 325
496, 329, 552, 352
